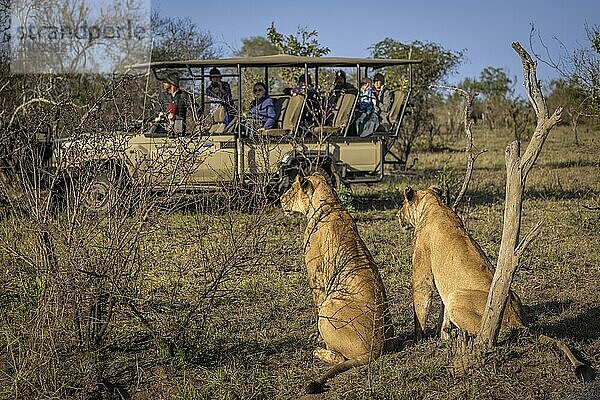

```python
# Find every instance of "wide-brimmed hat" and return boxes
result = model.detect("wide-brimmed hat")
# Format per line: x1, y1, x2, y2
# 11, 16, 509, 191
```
163, 70, 180, 87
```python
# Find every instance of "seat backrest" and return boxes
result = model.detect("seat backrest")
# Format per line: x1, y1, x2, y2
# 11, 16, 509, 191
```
208, 105, 227, 133
281, 94, 305, 131
213, 106, 226, 123
273, 96, 290, 129
388, 89, 407, 125
331, 93, 356, 128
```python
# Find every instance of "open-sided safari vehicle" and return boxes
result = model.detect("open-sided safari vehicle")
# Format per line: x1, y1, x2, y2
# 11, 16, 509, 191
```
51, 55, 420, 211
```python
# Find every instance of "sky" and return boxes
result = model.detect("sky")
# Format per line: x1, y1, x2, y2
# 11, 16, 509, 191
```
153, 0, 598, 95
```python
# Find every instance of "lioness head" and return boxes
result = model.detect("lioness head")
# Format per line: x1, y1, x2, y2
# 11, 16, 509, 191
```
396, 185, 443, 228
280, 172, 336, 216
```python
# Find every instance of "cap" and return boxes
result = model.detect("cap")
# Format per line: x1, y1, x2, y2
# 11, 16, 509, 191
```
209, 67, 221, 77
335, 70, 346, 79
361, 77, 372, 84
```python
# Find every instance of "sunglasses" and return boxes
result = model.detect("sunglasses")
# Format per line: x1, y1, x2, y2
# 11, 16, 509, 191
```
253, 88, 265, 93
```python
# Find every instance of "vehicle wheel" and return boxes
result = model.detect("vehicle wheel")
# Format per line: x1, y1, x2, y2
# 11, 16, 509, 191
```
81, 169, 120, 214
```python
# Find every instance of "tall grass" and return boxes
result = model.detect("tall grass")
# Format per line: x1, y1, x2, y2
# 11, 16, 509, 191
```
1, 126, 598, 399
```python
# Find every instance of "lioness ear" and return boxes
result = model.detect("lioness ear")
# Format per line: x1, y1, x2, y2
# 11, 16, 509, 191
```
404, 186, 415, 202
428, 185, 443, 198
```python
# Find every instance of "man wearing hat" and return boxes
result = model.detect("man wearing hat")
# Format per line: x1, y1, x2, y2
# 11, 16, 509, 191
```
206, 67, 232, 103
325, 70, 358, 124
206, 67, 234, 124
372, 72, 394, 131
154, 70, 189, 132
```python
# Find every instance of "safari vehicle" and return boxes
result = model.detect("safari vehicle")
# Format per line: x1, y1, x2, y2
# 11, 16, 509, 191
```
51, 55, 420, 210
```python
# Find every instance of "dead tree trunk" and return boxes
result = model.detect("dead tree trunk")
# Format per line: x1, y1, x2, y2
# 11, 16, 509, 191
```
476, 42, 563, 348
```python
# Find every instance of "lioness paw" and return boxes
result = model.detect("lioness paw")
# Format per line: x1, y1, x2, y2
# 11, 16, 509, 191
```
314, 347, 345, 364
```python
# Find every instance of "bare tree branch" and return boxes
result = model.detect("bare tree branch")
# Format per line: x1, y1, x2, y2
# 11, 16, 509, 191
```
477, 42, 561, 348
431, 84, 486, 210
515, 220, 543, 257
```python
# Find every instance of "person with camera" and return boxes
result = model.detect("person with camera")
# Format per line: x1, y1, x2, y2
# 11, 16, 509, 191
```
152, 70, 189, 134
206, 67, 234, 125
372, 72, 394, 131
206, 67, 232, 102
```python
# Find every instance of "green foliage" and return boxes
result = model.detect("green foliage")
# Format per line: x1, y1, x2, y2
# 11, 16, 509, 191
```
369, 38, 465, 167
592, 27, 600, 54
266, 23, 330, 57
265, 23, 330, 86
462, 67, 513, 100
236, 36, 278, 57
547, 78, 589, 113
370, 38, 464, 92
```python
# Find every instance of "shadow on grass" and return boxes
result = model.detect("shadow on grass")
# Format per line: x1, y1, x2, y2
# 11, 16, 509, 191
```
464, 186, 599, 207
183, 335, 312, 368
543, 160, 600, 169
352, 194, 402, 212
525, 300, 600, 341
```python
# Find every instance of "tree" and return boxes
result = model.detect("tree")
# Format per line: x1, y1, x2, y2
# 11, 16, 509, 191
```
459, 67, 514, 130
477, 42, 560, 348
531, 24, 599, 118
475, 67, 513, 98
151, 12, 221, 61
266, 23, 330, 57
236, 36, 278, 57
0, 0, 9, 64
370, 38, 464, 166
265, 23, 330, 87
547, 78, 592, 144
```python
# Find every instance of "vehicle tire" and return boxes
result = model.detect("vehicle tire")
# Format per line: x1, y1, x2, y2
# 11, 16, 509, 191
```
81, 167, 121, 214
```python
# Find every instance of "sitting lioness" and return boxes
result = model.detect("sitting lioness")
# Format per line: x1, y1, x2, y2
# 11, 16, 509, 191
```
281, 172, 394, 394
396, 185, 524, 339
397, 185, 595, 381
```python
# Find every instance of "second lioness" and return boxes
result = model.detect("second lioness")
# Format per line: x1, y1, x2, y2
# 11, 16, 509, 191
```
396, 185, 594, 381
281, 172, 394, 394
396, 185, 525, 339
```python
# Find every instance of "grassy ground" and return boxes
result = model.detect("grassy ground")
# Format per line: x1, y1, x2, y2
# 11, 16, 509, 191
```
1, 125, 599, 399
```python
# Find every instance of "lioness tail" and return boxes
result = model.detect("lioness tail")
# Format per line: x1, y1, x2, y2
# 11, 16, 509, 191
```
305, 354, 373, 394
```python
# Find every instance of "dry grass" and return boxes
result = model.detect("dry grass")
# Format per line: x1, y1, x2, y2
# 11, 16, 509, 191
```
1, 125, 599, 399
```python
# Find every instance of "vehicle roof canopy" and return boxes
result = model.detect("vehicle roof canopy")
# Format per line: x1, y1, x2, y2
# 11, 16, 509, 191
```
129, 54, 421, 70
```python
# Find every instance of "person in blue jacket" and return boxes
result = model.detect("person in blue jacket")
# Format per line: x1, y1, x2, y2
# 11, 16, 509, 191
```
248, 82, 276, 129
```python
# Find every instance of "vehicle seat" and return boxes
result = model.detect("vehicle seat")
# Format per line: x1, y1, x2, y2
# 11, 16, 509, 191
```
209, 106, 227, 133
274, 96, 290, 127
386, 88, 407, 128
261, 94, 304, 137
312, 93, 356, 136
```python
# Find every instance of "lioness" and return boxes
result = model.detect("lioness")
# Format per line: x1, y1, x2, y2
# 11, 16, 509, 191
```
281, 172, 394, 394
396, 185, 524, 339
397, 185, 594, 381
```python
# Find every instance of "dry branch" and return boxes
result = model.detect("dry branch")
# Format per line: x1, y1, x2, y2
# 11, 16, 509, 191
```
430, 84, 486, 209
476, 42, 563, 348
